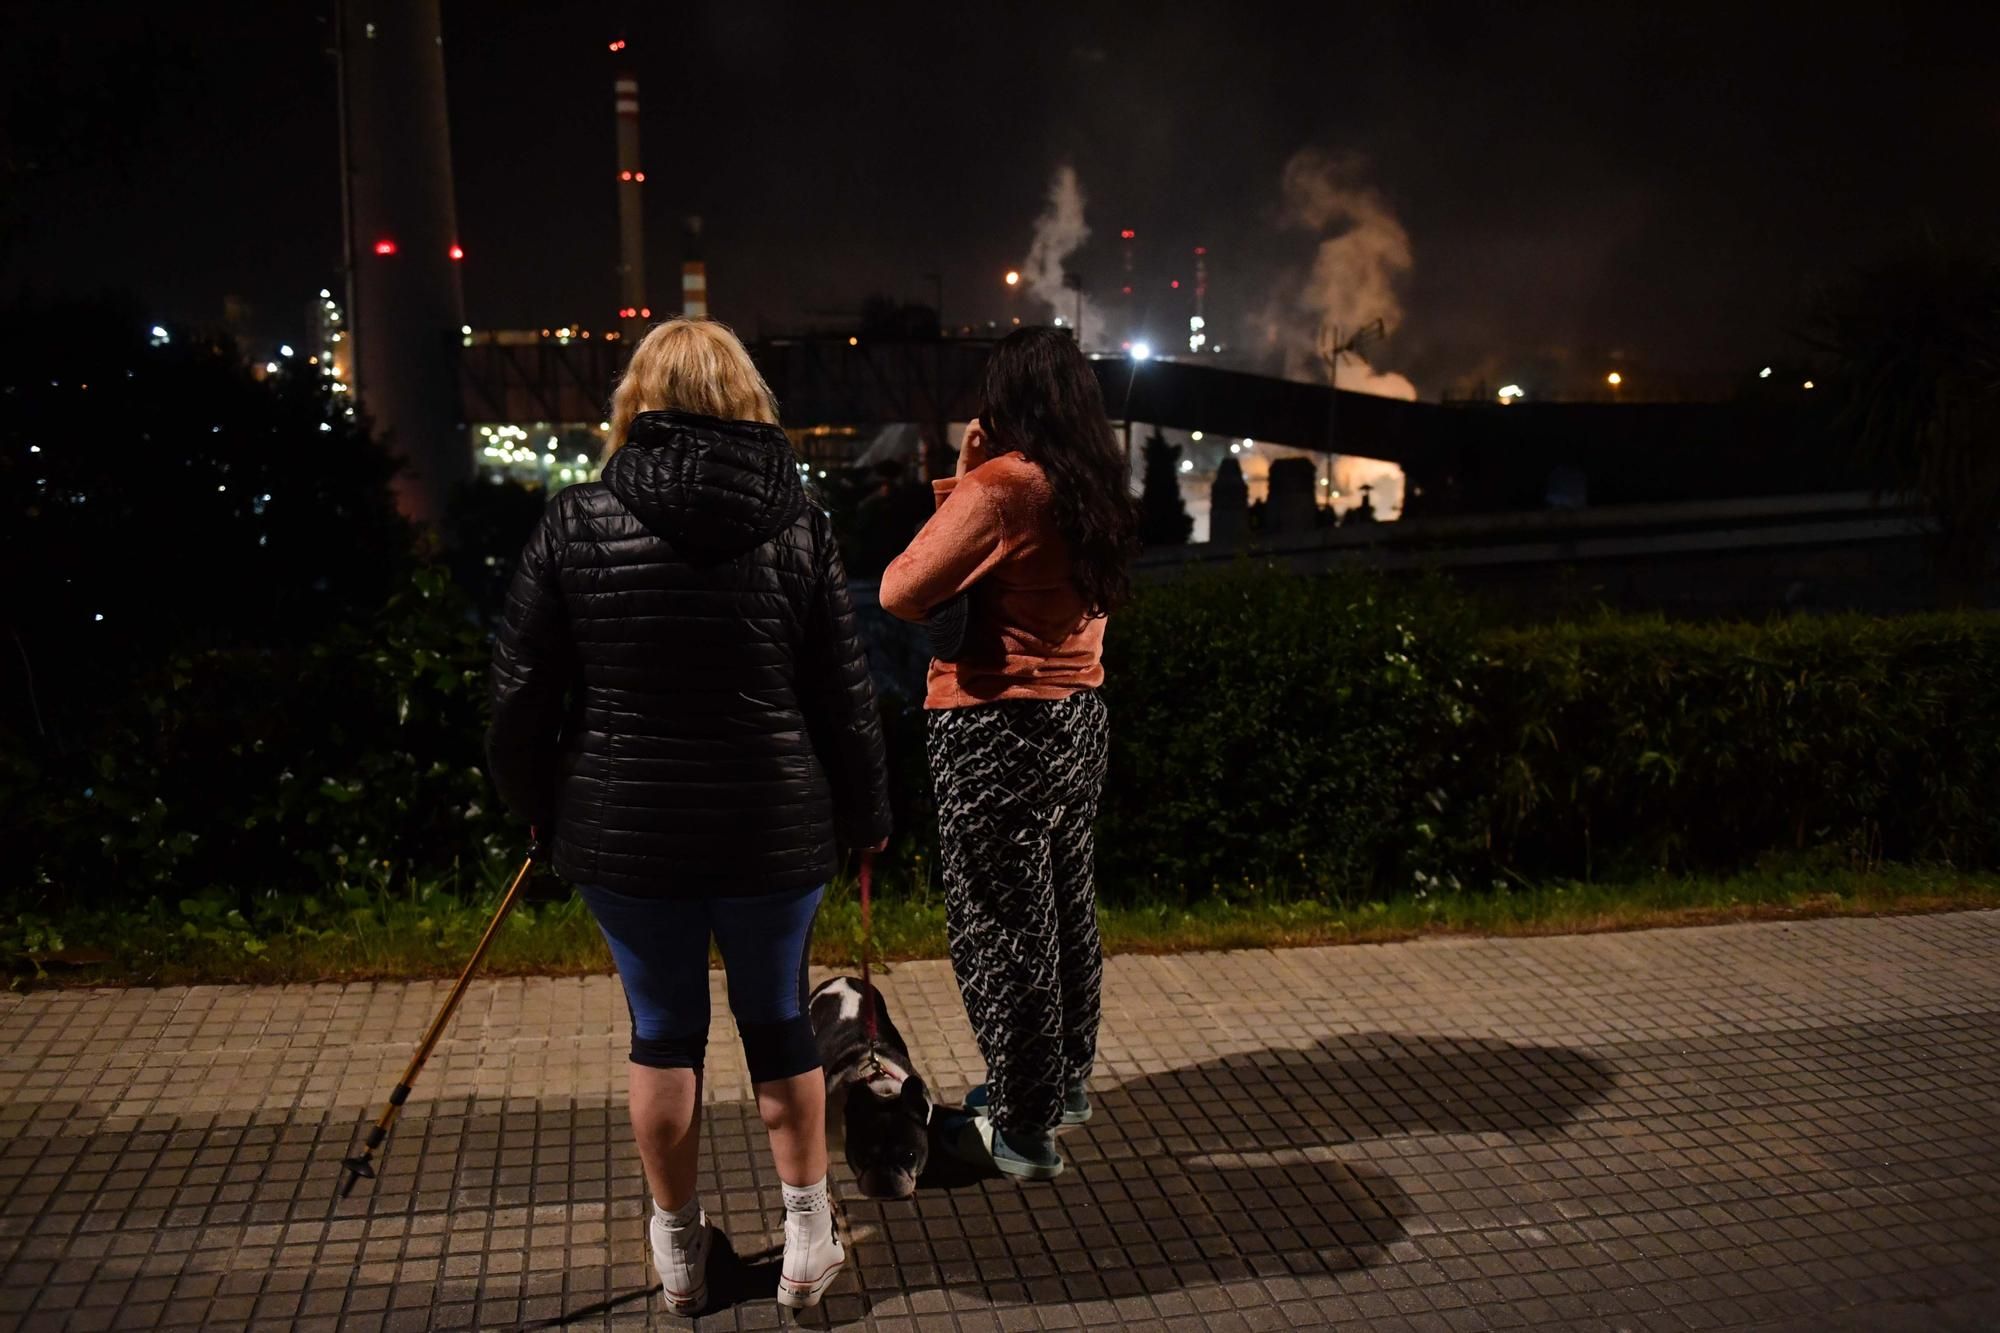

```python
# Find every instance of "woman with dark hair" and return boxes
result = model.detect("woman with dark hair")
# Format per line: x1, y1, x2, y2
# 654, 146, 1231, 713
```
879, 325, 1139, 1179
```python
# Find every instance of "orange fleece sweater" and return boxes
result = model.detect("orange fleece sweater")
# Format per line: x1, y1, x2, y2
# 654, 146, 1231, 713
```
878, 452, 1106, 709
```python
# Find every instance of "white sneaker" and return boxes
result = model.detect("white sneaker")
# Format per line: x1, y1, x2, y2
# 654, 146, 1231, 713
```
649, 1207, 712, 1315
775, 1206, 845, 1309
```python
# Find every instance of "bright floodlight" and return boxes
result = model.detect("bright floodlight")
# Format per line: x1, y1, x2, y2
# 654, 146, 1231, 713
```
1004, 270, 1020, 286
1606, 371, 1623, 386
1498, 384, 1524, 401
1130, 341, 1152, 361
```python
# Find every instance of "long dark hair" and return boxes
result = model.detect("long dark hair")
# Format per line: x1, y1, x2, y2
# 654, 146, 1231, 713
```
978, 326, 1139, 616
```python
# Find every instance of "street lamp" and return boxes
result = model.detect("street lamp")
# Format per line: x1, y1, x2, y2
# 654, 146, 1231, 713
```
1606, 371, 1623, 387
1004, 270, 1020, 287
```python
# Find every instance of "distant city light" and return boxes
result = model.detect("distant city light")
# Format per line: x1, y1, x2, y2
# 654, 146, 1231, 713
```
1759, 366, 1773, 378
1606, 371, 1623, 387
1230, 443, 1242, 454
1803, 379, 1815, 390
28, 445, 39, 453
373, 238, 397, 256
448, 243, 465, 261
280, 344, 294, 358
848, 336, 859, 346
319, 288, 331, 299
1241, 438, 1255, 447
1498, 384, 1524, 403
1130, 341, 1153, 361
1190, 430, 1203, 441
1179, 458, 1194, 473
319, 422, 332, 433
265, 362, 279, 373
461, 324, 472, 335
1052, 316, 1065, 326
94, 613, 104, 622
1004, 270, 1020, 286
149, 325, 169, 344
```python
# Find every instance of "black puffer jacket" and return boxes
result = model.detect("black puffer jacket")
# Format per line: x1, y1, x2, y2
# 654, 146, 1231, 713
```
486, 409, 893, 897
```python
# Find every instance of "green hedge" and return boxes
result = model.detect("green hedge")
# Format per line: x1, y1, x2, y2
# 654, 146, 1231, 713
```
1101, 565, 2000, 899
1481, 613, 2000, 879
10, 562, 1998, 917
1097, 570, 1485, 901
7, 567, 509, 909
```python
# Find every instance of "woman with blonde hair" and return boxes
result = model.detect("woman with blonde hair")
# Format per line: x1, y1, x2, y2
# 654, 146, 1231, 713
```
487, 317, 891, 1313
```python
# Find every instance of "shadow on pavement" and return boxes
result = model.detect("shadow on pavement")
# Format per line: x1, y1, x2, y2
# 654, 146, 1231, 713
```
844, 1030, 1616, 1312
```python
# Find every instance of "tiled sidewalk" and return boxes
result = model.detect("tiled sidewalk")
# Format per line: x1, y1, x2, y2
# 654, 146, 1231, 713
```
2, 912, 1998, 1331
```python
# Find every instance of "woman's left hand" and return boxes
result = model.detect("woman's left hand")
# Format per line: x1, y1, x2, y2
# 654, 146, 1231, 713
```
955, 419, 990, 478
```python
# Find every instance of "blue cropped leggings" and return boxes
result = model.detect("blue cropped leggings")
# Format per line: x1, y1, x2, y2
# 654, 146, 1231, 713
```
578, 882, 825, 1084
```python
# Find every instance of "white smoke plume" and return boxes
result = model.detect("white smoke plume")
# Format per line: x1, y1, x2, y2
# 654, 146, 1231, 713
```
1020, 165, 1112, 350
1271, 148, 1418, 402
1263, 148, 1415, 519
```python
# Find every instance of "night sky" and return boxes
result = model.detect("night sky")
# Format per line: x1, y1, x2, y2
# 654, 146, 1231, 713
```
6, 1, 1996, 399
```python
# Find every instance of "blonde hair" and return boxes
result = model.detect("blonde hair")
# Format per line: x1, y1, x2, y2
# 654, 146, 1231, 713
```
606, 317, 780, 454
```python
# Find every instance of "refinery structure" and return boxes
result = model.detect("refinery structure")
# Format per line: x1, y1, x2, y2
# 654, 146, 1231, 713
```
324, 0, 1857, 564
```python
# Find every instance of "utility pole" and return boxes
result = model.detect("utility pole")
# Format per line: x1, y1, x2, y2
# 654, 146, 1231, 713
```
1317, 319, 1384, 512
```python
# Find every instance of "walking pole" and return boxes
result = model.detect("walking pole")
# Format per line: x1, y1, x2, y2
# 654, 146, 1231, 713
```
338, 838, 541, 1198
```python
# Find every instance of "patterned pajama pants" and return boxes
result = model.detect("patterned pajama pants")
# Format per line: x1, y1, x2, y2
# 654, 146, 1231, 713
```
927, 690, 1110, 1138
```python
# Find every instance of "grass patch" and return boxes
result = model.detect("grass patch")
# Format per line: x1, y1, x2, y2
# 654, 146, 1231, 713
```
9, 863, 1999, 990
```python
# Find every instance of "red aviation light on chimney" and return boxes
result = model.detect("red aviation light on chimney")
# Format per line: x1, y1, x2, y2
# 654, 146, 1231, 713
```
619, 170, 633, 181
639, 307, 651, 318
1119, 229, 1135, 240
1170, 279, 1180, 289
1194, 246, 1207, 255
373, 238, 397, 256
608, 39, 626, 51
448, 243, 464, 261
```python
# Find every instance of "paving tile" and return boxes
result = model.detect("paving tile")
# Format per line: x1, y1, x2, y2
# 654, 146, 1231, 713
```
1, 913, 1999, 1329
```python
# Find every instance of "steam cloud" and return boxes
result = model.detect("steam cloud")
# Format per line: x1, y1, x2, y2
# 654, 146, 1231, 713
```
1266, 148, 1416, 519
1020, 165, 1111, 349
1272, 148, 1418, 402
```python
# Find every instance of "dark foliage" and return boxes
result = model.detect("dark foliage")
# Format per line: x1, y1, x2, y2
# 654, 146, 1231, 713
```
1813, 239, 2000, 604
1, 302, 412, 751
1137, 430, 1194, 547
1099, 566, 1484, 900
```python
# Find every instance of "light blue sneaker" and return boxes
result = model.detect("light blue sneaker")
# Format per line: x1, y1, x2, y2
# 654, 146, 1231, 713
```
963, 1080, 1093, 1127
937, 1110, 1065, 1181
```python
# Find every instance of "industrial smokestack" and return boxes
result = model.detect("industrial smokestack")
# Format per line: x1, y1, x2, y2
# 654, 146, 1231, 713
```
682, 216, 708, 318
337, 0, 468, 526
612, 62, 648, 340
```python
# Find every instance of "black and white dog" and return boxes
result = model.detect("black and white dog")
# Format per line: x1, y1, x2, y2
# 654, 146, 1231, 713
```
808, 977, 934, 1200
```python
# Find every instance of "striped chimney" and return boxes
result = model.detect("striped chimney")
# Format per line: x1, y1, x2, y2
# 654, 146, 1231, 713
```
612, 62, 647, 340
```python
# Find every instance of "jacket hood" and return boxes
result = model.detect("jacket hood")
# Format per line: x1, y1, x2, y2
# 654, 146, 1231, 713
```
602, 409, 808, 559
